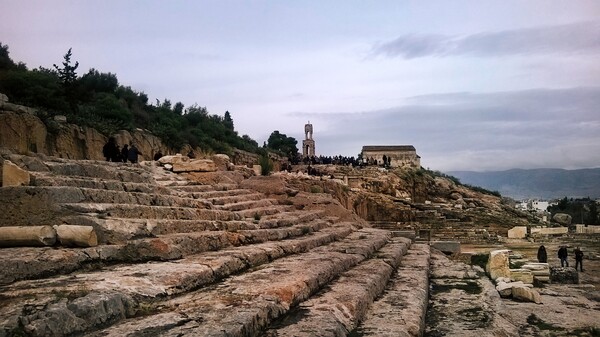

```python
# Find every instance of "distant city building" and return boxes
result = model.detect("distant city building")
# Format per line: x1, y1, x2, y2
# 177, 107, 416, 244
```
516, 199, 549, 213
302, 121, 315, 158
361, 145, 420, 168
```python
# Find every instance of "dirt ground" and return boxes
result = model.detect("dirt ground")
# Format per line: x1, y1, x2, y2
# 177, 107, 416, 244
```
458, 235, 600, 336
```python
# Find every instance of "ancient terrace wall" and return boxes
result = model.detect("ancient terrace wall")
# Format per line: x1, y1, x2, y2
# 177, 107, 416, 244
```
362, 145, 421, 168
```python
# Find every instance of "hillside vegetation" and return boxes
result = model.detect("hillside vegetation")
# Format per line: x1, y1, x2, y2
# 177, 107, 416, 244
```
0, 43, 265, 156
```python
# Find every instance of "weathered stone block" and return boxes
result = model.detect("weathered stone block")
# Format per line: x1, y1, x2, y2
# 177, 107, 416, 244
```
512, 286, 542, 304
552, 213, 572, 225
0, 225, 56, 247
430, 241, 460, 254
2, 160, 30, 187
510, 268, 534, 284
486, 249, 511, 281
507, 226, 527, 239
54, 225, 98, 247
211, 154, 231, 170
550, 266, 579, 284
172, 159, 217, 173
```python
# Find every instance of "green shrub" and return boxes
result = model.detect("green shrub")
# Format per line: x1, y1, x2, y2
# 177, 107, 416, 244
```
259, 155, 273, 176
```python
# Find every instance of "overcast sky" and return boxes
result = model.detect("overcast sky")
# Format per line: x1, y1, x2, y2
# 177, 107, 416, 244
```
2, 1, 599, 171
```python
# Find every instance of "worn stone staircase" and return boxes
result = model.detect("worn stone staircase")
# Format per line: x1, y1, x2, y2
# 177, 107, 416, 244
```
0, 153, 431, 337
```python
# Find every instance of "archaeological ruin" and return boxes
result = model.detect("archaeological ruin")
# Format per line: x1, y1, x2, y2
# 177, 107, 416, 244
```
361, 145, 421, 168
0, 96, 599, 336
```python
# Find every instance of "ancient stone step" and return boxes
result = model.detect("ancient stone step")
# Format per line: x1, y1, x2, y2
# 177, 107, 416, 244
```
352, 243, 431, 336
60, 203, 237, 221
259, 210, 325, 229
236, 205, 292, 219
208, 192, 265, 205
30, 172, 170, 194
3, 227, 387, 337
0, 224, 355, 286
216, 198, 277, 212
264, 238, 412, 336
166, 183, 239, 192
176, 188, 257, 200
12, 185, 209, 208
43, 161, 153, 183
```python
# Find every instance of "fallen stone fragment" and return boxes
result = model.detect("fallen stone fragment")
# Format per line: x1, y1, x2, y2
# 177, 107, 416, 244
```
550, 266, 579, 284
2, 160, 30, 187
510, 268, 534, 284
512, 286, 542, 304
0, 225, 56, 247
486, 249, 511, 280
172, 159, 217, 173
54, 225, 98, 247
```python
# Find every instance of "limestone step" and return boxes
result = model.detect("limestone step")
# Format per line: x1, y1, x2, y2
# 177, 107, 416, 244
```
10, 186, 209, 209
259, 210, 325, 229
4, 227, 388, 336
264, 238, 412, 336
111, 220, 335, 261
236, 204, 292, 218
0, 224, 355, 286
351, 243, 431, 336
175, 188, 257, 200
60, 203, 237, 221
165, 183, 239, 192
207, 192, 265, 205
30, 172, 170, 194
216, 198, 277, 212
43, 161, 153, 183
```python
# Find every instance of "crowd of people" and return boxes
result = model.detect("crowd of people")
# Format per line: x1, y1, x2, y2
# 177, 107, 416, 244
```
300, 154, 393, 168
102, 137, 163, 164
537, 245, 584, 272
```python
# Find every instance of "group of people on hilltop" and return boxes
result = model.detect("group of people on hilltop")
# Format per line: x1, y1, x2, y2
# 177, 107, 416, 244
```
102, 137, 142, 163
537, 245, 584, 272
300, 154, 393, 168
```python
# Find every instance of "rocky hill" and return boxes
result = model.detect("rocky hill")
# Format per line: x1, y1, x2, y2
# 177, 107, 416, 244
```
449, 168, 600, 200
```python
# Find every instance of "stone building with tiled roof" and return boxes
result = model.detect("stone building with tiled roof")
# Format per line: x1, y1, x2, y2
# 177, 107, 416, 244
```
361, 145, 420, 168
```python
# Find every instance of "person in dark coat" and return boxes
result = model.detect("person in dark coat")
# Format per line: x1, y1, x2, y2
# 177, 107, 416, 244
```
558, 246, 569, 267
153, 150, 163, 161
121, 144, 129, 163
574, 247, 584, 272
102, 137, 119, 162
127, 144, 142, 164
537, 245, 547, 263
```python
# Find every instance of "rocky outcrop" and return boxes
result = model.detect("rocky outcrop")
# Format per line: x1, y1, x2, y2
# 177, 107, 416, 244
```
553, 213, 572, 225
0, 96, 171, 161
2, 160, 30, 187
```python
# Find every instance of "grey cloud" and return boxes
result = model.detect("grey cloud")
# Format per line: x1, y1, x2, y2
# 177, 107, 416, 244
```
300, 87, 600, 171
372, 21, 600, 58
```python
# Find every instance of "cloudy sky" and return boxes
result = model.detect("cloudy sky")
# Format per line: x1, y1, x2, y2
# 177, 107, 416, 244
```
2, 1, 599, 171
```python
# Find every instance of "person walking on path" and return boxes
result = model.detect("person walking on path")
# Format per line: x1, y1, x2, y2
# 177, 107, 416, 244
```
574, 247, 584, 272
537, 245, 547, 263
558, 246, 569, 267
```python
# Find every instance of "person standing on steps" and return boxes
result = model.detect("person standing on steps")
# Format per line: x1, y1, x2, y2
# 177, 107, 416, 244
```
558, 245, 569, 267
121, 144, 129, 163
128, 143, 142, 164
537, 245, 547, 263
102, 137, 119, 162
574, 246, 584, 272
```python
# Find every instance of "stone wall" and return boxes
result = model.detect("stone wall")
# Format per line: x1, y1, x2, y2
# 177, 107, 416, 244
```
575, 224, 600, 234
232, 149, 259, 167
530, 227, 569, 235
